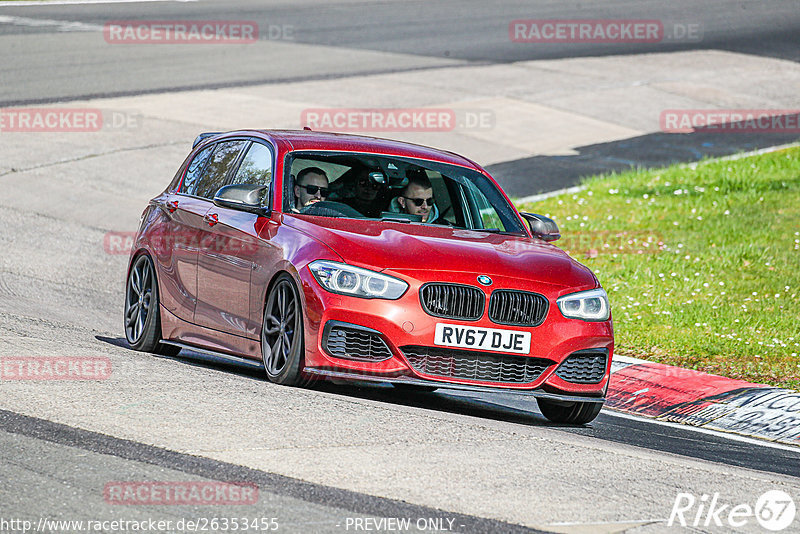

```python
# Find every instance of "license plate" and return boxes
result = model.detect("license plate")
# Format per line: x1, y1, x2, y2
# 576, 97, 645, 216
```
434, 323, 531, 354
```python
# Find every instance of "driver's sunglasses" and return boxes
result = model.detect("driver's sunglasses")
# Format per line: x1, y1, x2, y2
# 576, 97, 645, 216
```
300, 184, 329, 196
403, 196, 435, 207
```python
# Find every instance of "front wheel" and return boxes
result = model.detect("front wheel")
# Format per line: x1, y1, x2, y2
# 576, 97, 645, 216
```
124, 254, 179, 356
261, 274, 309, 386
537, 398, 603, 425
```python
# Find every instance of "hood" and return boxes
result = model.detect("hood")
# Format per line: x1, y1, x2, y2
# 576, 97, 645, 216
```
284, 215, 598, 290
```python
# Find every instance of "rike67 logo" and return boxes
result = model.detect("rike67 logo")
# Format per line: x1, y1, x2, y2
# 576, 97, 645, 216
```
669, 490, 796, 531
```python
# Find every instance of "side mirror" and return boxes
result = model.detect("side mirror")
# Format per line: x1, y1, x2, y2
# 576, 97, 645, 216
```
213, 184, 269, 215
520, 212, 560, 242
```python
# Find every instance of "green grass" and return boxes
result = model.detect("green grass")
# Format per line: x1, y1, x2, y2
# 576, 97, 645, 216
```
516, 146, 800, 389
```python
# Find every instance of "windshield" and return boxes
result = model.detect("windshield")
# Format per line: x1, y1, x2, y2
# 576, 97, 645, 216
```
283, 151, 526, 234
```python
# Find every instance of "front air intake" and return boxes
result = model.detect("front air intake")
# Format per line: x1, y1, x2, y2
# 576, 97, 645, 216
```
554, 349, 608, 384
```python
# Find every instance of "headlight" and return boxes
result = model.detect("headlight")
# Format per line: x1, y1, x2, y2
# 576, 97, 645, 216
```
557, 288, 610, 321
308, 260, 408, 300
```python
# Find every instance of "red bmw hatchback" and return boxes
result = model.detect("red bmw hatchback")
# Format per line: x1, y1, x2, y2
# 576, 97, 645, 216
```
125, 129, 613, 424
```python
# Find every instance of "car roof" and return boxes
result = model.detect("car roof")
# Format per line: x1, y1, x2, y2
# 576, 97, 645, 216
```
220, 129, 482, 170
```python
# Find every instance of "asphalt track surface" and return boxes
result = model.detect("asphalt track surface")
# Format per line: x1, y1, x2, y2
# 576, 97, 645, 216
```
2, 0, 800, 105
2, 1, 800, 532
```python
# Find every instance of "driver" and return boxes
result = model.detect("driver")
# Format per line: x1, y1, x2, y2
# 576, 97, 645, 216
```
294, 167, 329, 208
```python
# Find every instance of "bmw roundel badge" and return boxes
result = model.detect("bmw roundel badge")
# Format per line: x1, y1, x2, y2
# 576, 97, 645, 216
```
477, 275, 493, 286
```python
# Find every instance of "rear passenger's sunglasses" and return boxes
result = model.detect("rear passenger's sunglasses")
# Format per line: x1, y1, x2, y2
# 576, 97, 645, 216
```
299, 184, 329, 196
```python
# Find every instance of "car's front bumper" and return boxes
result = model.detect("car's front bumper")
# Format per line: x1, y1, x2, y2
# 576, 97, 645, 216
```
299, 269, 614, 399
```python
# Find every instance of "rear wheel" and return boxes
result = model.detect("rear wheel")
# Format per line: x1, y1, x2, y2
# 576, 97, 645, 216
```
261, 274, 309, 386
537, 398, 603, 425
124, 254, 180, 356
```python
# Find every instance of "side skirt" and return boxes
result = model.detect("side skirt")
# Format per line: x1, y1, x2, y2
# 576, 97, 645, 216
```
160, 340, 265, 371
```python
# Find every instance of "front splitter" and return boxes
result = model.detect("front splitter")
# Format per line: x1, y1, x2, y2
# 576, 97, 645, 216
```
304, 368, 606, 404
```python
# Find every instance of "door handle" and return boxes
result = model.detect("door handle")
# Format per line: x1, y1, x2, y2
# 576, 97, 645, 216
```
159, 199, 178, 213
204, 213, 219, 227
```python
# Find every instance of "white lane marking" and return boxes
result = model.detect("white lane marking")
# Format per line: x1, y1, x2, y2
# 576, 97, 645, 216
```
548, 518, 667, 526
515, 185, 586, 205
0, 0, 195, 6
0, 15, 102, 31
686, 141, 800, 169
513, 141, 800, 205
604, 409, 800, 454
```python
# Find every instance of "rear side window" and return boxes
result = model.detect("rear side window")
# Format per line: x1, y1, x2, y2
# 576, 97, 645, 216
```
180, 145, 214, 195
193, 140, 247, 199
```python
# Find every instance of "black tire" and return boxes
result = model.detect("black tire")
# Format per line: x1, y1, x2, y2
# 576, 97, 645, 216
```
261, 274, 310, 386
124, 254, 180, 356
537, 398, 603, 425
392, 383, 438, 393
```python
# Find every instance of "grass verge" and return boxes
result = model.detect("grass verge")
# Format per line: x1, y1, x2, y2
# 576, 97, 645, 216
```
517, 145, 800, 389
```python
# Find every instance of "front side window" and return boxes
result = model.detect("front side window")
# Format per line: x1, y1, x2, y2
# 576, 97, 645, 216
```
282, 151, 525, 234
229, 142, 274, 207
230, 142, 273, 187
193, 140, 247, 199
462, 178, 506, 230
